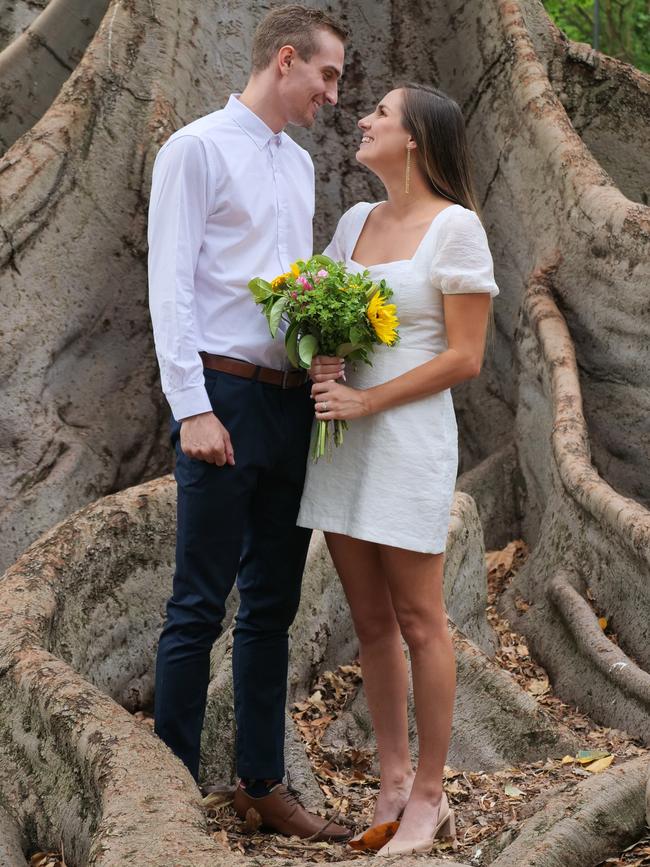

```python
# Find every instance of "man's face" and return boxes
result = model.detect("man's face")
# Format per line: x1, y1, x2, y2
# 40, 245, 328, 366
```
281, 29, 345, 128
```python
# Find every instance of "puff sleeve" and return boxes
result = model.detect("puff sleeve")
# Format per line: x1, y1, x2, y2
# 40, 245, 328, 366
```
430, 208, 499, 297
322, 202, 368, 262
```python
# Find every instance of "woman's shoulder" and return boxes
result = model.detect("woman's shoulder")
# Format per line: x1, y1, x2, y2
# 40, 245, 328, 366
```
435, 203, 483, 233
427, 204, 490, 255
338, 201, 376, 224
329, 202, 375, 244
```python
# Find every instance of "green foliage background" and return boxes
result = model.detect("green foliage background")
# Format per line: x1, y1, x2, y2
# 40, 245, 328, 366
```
542, 0, 650, 72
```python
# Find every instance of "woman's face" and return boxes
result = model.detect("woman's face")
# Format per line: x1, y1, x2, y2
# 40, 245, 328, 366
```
356, 88, 412, 172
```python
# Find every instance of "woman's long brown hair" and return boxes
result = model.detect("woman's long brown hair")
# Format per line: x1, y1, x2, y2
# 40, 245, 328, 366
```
398, 82, 481, 215
399, 83, 495, 344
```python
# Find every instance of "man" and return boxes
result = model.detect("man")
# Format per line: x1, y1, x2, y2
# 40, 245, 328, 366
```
147, 4, 348, 841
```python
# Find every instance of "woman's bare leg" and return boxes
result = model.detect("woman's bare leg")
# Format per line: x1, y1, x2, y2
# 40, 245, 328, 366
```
378, 545, 456, 849
325, 532, 415, 827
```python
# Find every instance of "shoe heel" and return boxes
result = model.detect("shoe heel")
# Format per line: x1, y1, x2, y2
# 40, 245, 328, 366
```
437, 809, 456, 840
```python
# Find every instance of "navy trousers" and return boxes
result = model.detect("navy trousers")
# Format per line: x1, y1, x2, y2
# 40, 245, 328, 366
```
154, 367, 313, 781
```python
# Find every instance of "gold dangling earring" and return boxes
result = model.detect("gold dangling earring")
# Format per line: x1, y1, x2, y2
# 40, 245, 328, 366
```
405, 147, 411, 195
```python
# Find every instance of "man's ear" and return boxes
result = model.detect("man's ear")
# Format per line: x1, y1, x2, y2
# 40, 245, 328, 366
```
277, 45, 295, 76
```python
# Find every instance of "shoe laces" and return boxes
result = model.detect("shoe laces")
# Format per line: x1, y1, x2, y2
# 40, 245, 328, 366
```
279, 783, 304, 808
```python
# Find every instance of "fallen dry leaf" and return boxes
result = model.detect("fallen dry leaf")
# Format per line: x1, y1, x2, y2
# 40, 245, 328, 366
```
585, 755, 615, 773
244, 807, 262, 834
526, 677, 550, 696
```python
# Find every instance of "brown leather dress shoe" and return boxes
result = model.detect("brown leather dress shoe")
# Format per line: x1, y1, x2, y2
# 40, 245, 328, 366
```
233, 783, 351, 842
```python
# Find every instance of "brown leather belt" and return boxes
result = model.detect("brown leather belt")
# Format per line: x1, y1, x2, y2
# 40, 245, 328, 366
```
200, 352, 308, 388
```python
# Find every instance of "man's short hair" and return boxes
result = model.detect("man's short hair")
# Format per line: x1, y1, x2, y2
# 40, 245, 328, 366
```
251, 4, 348, 72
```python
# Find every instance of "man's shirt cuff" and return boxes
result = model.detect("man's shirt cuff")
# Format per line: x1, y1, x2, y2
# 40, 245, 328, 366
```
168, 385, 213, 422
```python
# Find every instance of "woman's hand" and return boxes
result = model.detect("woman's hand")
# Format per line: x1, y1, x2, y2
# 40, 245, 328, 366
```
311, 380, 372, 421
309, 355, 345, 383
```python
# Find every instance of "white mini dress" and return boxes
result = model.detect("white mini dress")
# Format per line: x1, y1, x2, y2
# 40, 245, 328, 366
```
297, 201, 499, 554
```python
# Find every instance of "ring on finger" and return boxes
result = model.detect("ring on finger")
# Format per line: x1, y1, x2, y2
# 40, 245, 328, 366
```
322, 401, 328, 412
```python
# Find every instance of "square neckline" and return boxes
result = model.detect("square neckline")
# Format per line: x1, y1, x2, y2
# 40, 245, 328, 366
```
347, 201, 462, 270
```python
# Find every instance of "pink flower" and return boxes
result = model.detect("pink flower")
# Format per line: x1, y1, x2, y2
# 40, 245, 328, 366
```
315, 269, 329, 280
297, 275, 313, 291
291, 291, 298, 299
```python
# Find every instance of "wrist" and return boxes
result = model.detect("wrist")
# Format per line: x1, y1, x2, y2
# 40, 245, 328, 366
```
180, 410, 213, 424
363, 387, 379, 416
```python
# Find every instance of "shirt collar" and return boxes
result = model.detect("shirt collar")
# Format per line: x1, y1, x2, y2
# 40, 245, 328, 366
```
225, 94, 282, 149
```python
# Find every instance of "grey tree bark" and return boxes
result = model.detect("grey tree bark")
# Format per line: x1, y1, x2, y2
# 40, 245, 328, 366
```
0, 0, 109, 154
0, 0, 48, 50
0, 0, 649, 864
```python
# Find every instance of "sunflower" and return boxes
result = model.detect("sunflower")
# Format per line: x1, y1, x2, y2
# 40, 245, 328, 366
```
367, 292, 399, 345
290, 262, 301, 278
271, 272, 291, 289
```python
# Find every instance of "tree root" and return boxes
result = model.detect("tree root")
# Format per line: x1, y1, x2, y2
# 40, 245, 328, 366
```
0, 0, 109, 155
491, 754, 650, 867
0, 478, 227, 865
0, 804, 26, 866
503, 276, 650, 740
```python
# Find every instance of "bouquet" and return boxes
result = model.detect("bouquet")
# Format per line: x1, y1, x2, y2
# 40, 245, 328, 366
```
248, 254, 399, 460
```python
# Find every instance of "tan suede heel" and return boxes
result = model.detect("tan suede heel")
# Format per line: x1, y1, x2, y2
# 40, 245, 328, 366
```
376, 793, 456, 857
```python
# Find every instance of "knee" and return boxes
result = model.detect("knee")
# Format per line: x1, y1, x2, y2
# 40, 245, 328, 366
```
237, 588, 301, 634
353, 609, 401, 648
395, 607, 447, 654
163, 598, 223, 648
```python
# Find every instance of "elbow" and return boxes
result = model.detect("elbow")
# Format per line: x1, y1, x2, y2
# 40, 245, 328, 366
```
463, 355, 483, 381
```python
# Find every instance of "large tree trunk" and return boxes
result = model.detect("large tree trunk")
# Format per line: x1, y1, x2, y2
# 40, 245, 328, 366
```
0, 0, 649, 864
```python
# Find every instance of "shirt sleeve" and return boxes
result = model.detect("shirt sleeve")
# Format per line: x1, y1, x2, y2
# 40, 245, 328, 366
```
147, 134, 215, 421
430, 209, 499, 297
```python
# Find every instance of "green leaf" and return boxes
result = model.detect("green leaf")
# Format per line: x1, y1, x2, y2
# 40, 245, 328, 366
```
336, 341, 364, 357
350, 326, 365, 345
310, 254, 337, 269
248, 277, 274, 302
285, 321, 300, 368
298, 333, 319, 369
576, 749, 611, 764
268, 296, 287, 338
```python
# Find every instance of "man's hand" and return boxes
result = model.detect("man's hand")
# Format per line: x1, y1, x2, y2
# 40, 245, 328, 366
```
179, 411, 235, 466
310, 355, 345, 383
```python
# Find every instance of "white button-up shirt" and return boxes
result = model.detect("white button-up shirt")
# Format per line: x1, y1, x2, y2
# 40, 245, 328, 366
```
147, 94, 315, 421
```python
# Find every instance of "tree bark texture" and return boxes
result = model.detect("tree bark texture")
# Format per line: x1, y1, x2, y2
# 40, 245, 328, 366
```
0, 0, 48, 50
0, 478, 523, 864
0, 0, 109, 154
0, 0, 649, 864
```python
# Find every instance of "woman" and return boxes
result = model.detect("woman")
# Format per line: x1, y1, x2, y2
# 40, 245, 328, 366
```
297, 83, 499, 856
